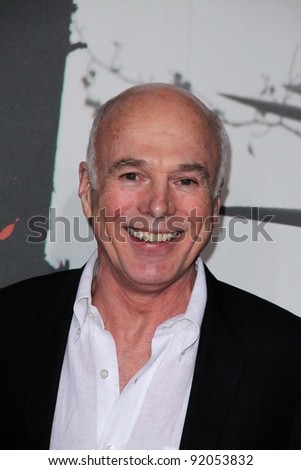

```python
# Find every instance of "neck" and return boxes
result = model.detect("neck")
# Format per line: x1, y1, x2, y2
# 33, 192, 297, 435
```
92, 263, 196, 331
91, 258, 196, 391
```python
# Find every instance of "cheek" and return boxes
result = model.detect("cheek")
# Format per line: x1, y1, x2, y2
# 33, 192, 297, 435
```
92, 188, 138, 232
183, 197, 217, 236
178, 192, 213, 217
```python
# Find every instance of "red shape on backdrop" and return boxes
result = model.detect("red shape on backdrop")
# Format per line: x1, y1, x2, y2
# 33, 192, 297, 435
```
0, 218, 20, 240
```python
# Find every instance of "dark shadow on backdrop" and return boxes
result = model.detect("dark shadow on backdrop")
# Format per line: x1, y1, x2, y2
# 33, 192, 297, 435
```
0, 0, 74, 287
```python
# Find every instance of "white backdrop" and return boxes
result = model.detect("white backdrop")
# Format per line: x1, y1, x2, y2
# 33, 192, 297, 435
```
46, 0, 301, 316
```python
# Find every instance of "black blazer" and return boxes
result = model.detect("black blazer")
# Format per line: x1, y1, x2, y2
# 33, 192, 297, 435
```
1, 267, 301, 450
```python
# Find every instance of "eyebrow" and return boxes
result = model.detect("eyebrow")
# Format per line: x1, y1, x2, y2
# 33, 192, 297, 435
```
176, 163, 210, 182
108, 158, 148, 175
108, 158, 210, 181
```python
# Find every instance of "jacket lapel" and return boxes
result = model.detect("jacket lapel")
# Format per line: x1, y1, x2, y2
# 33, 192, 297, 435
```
19, 265, 246, 449
180, 268, 248, 449
25, 268, 83, 448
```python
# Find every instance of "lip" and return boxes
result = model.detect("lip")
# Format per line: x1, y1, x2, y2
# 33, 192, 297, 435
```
124, 226, 185, 245
125, 224, 183, 234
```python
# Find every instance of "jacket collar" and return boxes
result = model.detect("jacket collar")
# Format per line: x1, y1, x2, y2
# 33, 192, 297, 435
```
25, 268, 83, 448
180, 266, 248, 449
24, 265, 247, 449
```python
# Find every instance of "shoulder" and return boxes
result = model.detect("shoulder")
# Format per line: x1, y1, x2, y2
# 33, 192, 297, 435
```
1, 267, 83, 293
0, 268, 83, 315
204, 265, 301, 334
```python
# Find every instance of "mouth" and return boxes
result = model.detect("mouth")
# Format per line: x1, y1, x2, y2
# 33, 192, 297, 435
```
126, 227, 181, 243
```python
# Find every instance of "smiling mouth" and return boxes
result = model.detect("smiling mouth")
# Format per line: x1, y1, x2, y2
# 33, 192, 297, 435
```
127, 227, 180, 243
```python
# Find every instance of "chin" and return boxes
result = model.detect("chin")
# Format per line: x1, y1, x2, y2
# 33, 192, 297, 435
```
124, 266, 180, 291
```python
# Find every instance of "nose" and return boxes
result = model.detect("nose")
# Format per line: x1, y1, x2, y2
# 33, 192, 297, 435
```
138, 181, 176, 218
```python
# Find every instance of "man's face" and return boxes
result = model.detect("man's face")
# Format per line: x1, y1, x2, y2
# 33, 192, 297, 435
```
79, 90, 221, 293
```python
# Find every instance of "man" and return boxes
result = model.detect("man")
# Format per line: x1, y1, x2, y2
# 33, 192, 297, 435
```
1, 83, 301, 450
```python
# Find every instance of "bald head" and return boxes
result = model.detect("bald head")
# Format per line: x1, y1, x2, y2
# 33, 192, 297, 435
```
86, 83, 229, 196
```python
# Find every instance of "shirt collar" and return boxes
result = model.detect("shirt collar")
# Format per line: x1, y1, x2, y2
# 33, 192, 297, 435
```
184, 256, 207, 328
156, 256, 207, 341
74, 249, 207, 331
74, 250, 98, 328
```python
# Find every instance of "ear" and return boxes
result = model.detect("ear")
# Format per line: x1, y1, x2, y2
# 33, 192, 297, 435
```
78, 162, 93, 218
213, 195, 221, 216
211, 195, 221, 229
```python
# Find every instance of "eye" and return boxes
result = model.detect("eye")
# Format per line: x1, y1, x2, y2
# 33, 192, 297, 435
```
121, 172, 139, 181
179, 178, 197, 186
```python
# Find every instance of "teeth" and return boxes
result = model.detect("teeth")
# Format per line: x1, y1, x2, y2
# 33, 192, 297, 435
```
127, 228, 179, 242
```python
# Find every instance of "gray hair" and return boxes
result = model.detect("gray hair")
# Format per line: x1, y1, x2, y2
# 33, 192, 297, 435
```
86, 86, 230, 198
198, 105, 230, 197
85, 104, 108, 189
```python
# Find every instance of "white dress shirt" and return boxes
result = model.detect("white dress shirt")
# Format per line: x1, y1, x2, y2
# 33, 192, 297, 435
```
50, 250, 207, 450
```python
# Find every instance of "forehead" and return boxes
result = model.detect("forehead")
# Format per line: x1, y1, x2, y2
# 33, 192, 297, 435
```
95, 89, 219, 168
100, 89, 211, 132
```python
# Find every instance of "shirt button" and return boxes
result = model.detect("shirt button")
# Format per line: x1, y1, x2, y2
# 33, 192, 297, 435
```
75, 328, 81, 336
105, 444, 114, 450
100, 369, 109, 379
